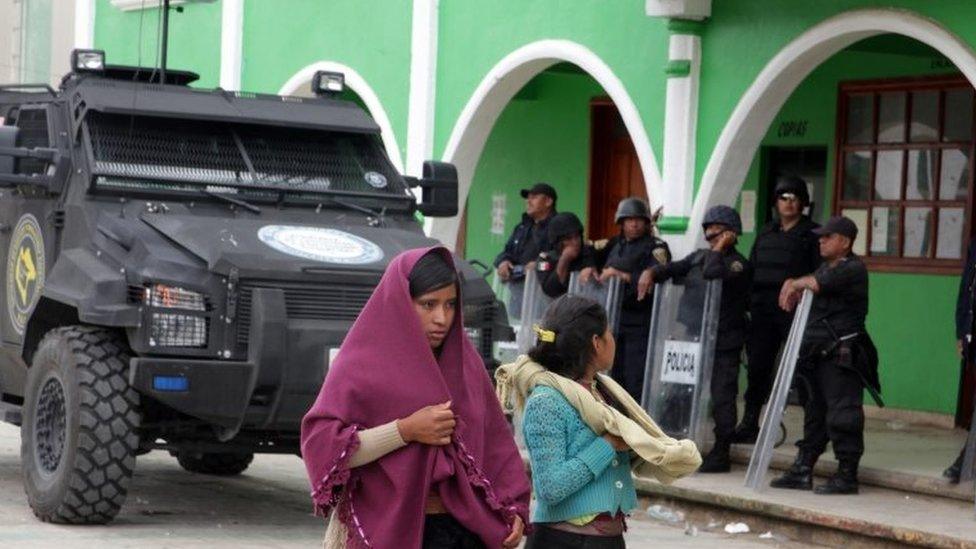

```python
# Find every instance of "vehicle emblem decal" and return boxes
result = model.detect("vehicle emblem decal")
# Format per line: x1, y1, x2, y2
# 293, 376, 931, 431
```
257, 225, 384, 265
6, 214, 45, 335
364, 171, 388, 189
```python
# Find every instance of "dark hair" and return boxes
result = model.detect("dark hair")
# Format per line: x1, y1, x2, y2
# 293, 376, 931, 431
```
528, 295, 608, 379
409, 252, 458, 299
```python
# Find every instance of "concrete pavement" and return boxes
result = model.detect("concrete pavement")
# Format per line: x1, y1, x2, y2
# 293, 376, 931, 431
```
0, 423, 816, 548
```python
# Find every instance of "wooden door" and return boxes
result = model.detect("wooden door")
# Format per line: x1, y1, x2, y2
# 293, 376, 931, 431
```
588, 100, 647, 241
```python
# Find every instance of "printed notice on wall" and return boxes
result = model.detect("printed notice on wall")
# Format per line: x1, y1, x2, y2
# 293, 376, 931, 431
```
740, 190, 756, 233
870, 208, 889, 253
490, 193, 507, 236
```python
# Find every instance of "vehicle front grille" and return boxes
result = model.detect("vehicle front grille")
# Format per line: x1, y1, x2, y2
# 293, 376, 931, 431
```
236, 281, 374, 345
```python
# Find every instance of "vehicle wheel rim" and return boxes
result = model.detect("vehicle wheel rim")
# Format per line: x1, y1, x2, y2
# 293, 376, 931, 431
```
34, 376, 66, 476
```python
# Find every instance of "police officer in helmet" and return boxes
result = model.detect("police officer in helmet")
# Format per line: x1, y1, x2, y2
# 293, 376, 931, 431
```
535, 212, 594, 298
772, 215, 878, 495
735, 175, 821, 443
589, 197, 670, 401
639, 205, 752, 473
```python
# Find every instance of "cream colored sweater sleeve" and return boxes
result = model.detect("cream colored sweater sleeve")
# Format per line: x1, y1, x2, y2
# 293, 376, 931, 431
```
348, 420, 407, 468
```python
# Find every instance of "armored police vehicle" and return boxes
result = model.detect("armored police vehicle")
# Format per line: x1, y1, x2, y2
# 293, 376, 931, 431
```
0, 49, 509, 524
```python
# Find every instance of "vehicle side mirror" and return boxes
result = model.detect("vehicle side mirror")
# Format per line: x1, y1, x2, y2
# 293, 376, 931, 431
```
411, 160, 458, 218
0, 126, 18, 175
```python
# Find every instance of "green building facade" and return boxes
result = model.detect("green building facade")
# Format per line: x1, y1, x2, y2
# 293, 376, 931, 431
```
86, 0, 976, 417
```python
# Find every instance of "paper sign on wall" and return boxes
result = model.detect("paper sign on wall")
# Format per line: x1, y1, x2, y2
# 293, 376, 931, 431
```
740, 190, 756, 233
491, 193, 507, 236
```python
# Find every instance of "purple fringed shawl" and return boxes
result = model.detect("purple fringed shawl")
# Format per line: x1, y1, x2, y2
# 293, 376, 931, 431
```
300, 247, 531, 548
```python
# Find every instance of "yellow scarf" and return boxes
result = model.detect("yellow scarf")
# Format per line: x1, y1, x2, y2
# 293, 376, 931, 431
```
495, 355, 702, 484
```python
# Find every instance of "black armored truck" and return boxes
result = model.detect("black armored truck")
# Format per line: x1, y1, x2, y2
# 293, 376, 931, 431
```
0, 49, 510, 523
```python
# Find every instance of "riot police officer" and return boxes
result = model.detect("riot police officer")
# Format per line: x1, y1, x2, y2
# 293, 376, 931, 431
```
591, 197, 670, 401
639, 205, 752, 473
735, 175, 821, 443
535, 212, 594, 298
772, 215, 878, 495
494, 183, 557, 316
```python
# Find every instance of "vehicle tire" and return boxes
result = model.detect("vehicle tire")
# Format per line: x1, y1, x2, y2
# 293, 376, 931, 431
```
21, 326, 140, 524
176, 451, 253, 476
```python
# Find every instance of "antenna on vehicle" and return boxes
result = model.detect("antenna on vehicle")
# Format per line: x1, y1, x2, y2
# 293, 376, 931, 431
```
158, 0, 216, 85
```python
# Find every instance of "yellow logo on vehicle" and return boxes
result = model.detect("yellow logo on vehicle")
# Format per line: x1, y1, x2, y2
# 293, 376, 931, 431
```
6, 214, 45, 335
15, 245, 37, 306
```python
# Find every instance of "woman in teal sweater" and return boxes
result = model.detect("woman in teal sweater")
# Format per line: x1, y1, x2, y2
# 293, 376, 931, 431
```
522, 295, 637, 548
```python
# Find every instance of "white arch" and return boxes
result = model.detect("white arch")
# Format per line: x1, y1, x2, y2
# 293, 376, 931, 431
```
688, 8, 976, 253
428, 40, 662, 247
279, 61, 405, 172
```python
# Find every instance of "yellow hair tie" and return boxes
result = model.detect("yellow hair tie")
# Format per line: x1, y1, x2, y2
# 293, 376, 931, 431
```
533, 324, 556, 343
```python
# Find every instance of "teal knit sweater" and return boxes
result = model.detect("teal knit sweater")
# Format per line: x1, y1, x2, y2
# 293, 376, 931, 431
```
522, 385, 638, 524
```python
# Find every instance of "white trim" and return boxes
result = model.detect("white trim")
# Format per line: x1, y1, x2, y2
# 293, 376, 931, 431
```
278, 62, 405, 173
687, 8, 976, 254
110, 0, 186, 11
645, 0, 711, 20
73, 0, 96, 49
429, 39, 662, 248
219, 0, 243, 91
661, 33, 701, 220
406, 0, 439, 177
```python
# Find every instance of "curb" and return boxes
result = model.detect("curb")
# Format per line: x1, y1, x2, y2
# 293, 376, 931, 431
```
633, 476, 976, 549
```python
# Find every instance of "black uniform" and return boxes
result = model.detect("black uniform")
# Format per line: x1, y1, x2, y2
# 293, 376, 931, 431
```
653, 248, 752, 444
595, 234, 671, 401
745, 217, 821, 413
536, 245, 596, 298
494, 213, 554, 318
493, 212, 554, 271
796, 254, 875, 467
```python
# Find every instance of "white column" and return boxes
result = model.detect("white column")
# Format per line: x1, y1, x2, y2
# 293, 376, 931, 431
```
219, 0, 244, 91
661, 31, 701, 225
406, 0, 439, 177
73, 0, 96, 49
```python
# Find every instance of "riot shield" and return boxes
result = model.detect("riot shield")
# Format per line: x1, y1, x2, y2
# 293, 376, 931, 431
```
744, 289, 814, 491
567, 272, 624, 334
492, 273, 525, 324
515, 268, 554, 354
641, 275, 722, 447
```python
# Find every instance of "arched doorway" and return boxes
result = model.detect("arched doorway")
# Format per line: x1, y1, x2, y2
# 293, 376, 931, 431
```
278, 61, 405, 172
689, 8, 976, 252
429, 40, 662, 249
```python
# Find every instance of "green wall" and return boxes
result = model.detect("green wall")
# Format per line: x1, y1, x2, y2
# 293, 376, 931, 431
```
241, 0, 413, 164
434, 0, 669, 168
93, 0, 223, 88
464, 71, 604, 268
735, 43, 963, 413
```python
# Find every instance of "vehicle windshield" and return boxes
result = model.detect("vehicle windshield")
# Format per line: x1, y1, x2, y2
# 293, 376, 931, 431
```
84, 112, 409, 199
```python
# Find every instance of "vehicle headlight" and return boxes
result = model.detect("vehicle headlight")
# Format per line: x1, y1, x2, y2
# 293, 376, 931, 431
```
146, 284, 208, 348
146, 284, 206, 311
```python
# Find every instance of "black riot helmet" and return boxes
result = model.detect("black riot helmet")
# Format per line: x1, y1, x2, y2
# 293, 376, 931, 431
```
547, 212, 584, 247
614, 197, 652, 224
774, 174, 810, 205
702, 205, 743, 235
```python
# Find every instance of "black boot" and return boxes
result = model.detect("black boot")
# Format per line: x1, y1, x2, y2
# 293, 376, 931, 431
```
770, 451, 816, 490
943, 447, 966, 484
732, 406, 761, 444
698, 440, 731, 473
815, 461, 859, 495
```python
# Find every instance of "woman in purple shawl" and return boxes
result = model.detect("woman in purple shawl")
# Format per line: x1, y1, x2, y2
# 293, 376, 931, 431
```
301, 247, 531, 548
